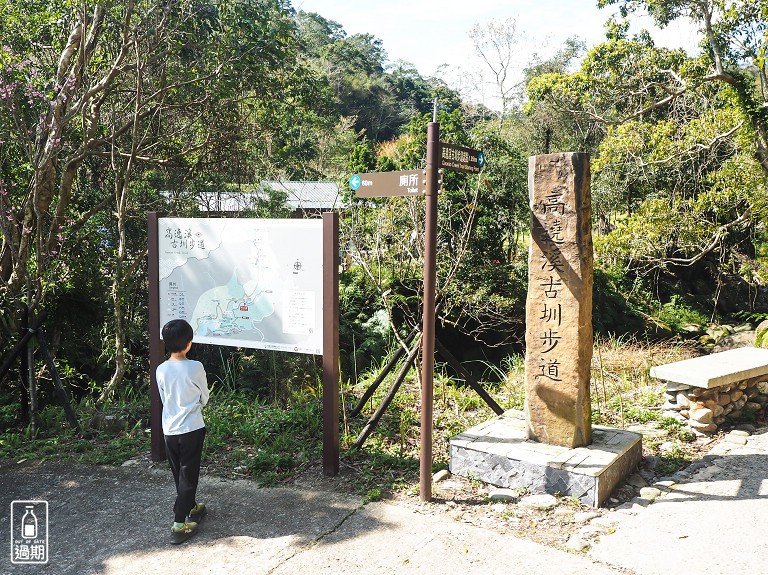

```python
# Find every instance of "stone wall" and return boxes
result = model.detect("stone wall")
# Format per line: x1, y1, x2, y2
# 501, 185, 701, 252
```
662, 378, 768, 434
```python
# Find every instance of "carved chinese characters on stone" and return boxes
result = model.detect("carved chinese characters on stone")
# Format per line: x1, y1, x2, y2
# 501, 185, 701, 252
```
525, 153, 593, 448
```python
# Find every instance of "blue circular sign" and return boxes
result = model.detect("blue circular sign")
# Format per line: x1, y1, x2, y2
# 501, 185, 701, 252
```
477, 152, 486, 169
349, 175, 362, 190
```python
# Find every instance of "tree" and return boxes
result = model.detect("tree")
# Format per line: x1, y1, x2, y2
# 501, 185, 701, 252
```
0, 0, 326, 408
527, 12, 767, 274
597, 0, 768, 176
468, 18, 523, 117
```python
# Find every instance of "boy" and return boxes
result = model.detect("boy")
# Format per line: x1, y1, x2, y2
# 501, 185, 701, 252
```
156, 319, 210, 544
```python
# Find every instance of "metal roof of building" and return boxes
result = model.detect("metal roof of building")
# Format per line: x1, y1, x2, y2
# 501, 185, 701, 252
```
261, 181, 342, 211
195, 181, 342, 213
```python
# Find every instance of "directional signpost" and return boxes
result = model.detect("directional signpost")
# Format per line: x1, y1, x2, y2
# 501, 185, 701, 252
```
349, 120, 484, 502
440, 142, 485, 174
350, 170, 424, 197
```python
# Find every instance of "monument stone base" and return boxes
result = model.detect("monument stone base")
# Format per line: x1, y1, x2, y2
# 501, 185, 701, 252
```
449, 410, 642, 507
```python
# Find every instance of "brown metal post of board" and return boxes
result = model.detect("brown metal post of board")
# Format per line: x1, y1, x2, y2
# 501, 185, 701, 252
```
322, 211, 340, 476
420, 121, 440, 501
147, 212, 166, 462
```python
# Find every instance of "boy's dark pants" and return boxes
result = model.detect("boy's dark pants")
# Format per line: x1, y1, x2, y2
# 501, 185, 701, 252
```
164, 427, 206, 523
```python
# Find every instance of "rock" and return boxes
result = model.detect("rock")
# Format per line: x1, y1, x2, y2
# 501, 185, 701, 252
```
659, 441, 677, 453
707, 325, 732, 340
566, 534, 589, 552
590, 515, 619, 529
717, 393, 731, 406
686, 460, 708, 473
639, 487, 662, 501
661, 400, 681, 411
90, 413, 126, 433
755, 320, 768, 349
626, 473, 647, 489
730, 429, 751, 437
724, 433, 748, 445
690, 407, 714, 424
688, 421, 717, 434
729, 390, 744, 402
573, 511, 600, 523
712, 331, 756, 352
733, 323, 754, 333
735, 423, 756, 434
675, 393, 690, 408
618, 498, 649, 512
433, 469, 451, 482
519, 494, 558, 511
757, 380, 768, 394
491, 503, 507, 513
745, 402, 763, 413
671, 470, 691, 482
665, 383, 691, 392
487, 488, 518, 503
614, 502, 638, 515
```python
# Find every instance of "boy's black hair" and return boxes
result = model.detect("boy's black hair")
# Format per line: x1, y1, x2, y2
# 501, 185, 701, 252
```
162, 319, 194, 353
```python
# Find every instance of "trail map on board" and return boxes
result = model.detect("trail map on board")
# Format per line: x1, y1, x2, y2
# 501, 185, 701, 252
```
158, 218, 323, 354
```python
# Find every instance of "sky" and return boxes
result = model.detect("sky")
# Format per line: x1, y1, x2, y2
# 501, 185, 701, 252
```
291, 0, 701, 108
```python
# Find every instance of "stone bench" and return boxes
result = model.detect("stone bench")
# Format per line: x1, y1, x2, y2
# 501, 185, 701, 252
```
650, 347, 768, 434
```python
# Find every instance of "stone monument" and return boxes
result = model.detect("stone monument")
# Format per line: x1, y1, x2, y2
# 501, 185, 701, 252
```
449, 152, 642, 507
525, 152, 592, 448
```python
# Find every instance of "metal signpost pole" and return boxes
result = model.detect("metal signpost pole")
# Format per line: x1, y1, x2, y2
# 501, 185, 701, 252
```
420, 121, 440, 502
322, 212, 340, 476
147, 212, 166, 462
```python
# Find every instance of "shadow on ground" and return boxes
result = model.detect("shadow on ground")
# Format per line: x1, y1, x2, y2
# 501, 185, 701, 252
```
0, 460, 368, 574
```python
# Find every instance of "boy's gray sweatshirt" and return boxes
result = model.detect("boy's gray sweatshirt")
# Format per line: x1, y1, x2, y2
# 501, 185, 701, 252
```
156, 359, 209, 435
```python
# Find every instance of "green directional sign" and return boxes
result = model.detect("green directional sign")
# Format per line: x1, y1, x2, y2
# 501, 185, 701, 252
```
351, 170, 424, 198
440, 142, 485, 174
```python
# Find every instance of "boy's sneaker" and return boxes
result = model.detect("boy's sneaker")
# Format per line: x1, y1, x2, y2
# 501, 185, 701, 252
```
188, 502, 207, 523
170, 521, 198, 545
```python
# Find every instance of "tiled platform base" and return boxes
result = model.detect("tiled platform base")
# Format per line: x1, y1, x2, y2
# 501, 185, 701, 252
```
449, 410, 642, 507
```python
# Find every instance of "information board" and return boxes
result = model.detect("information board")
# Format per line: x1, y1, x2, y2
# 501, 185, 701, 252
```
158, 218, 323, 354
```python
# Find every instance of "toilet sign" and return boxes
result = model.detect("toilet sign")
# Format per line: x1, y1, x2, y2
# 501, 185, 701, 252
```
351, 170, 424, 198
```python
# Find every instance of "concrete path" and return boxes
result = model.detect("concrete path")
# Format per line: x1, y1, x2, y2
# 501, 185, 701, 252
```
2, 429, 768, 574
0, 459, 623, 575
590, 429, 768, 575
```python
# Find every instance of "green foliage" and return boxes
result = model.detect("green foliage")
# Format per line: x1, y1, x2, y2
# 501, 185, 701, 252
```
657, 295, 709, 333
592, 268, 645, 335
201, 388, 323, 485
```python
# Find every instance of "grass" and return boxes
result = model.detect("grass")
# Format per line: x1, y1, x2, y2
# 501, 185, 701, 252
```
0, 406, 150, 466
0, 336, 707, 494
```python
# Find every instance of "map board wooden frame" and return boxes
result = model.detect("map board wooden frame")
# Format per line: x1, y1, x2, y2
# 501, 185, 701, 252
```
147, 213, 340, 475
